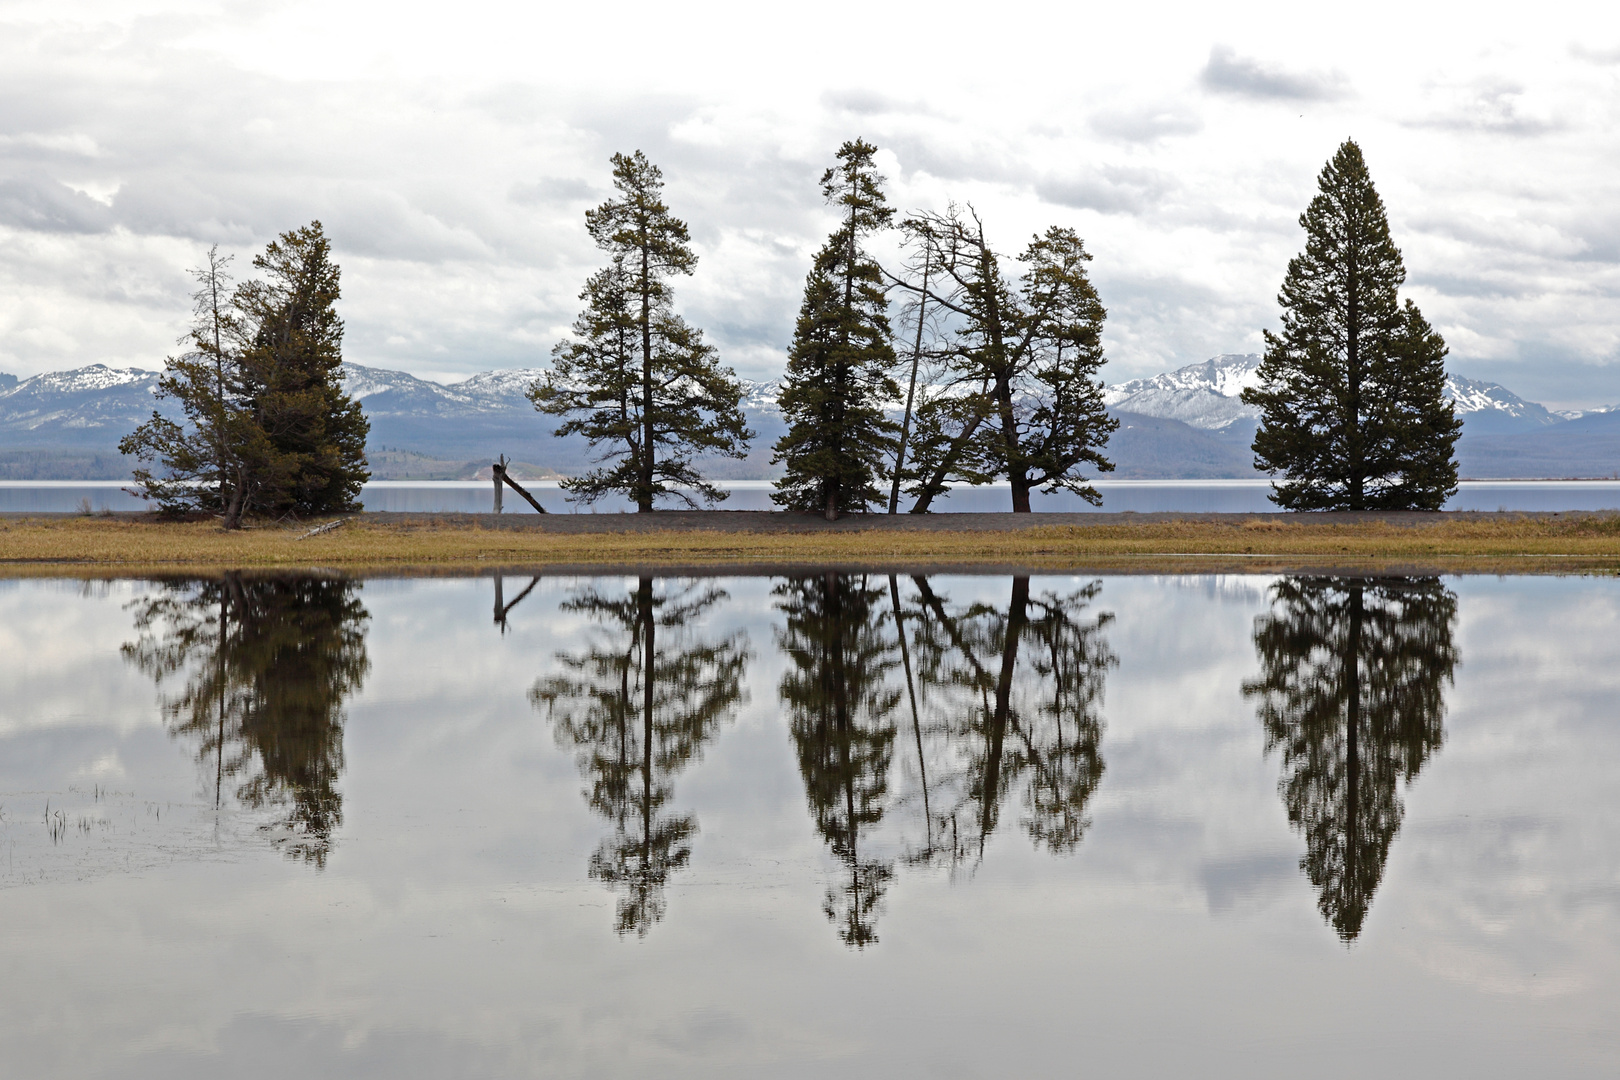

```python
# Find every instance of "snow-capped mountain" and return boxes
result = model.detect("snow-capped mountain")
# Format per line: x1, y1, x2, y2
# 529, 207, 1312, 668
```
4, 356, 1615, 479
1104, 354, 1263, 431
0, 364, 166, 444
1103, 354, 1572, 436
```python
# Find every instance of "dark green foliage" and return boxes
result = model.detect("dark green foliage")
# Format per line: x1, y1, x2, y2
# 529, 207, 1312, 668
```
1243, 141, 1461, 510
1243, 576, 1456, 940
122, 573, 370, 866
234, 222, 370, 517
775, 573, 902, 946
772, 139, 900, 519
531, 577, 748, 936
900, 210, 1116, 513
532, 152, 750, 510
121, 224, 369, 524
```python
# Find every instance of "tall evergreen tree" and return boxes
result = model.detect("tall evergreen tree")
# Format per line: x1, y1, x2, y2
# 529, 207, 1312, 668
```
233, 221, 370, 517
772, 139, 900, 520
1243, 141, 1461, 510
123, 226, 369, 524
898, 208, 1116, 513
532, 151, 750, 510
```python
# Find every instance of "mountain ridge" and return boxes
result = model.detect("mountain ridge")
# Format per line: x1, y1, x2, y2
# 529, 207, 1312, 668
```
1, 356, 1614, 480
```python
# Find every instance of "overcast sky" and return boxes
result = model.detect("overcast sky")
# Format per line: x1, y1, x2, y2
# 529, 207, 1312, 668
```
2, 0, 1618, 408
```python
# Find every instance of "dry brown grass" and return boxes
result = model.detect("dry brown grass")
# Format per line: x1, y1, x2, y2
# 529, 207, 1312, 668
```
4, 513, 1620, 576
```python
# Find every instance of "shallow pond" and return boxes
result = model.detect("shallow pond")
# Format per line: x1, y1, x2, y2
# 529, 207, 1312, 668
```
1, 572, 1616, 1077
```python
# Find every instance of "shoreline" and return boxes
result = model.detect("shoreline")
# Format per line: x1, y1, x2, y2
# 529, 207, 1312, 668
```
2, 509, 1619, 577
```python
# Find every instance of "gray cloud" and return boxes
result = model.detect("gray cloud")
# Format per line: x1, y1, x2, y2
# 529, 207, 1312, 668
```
1037, 165, 1177, 215
1089, 105, 1203, 144
1200, 45, 1349, 102
0, 171, 115, 233
1407, 78, 1562, 137
509, 177, 598, 206
821, 89, 935, 118
1571, 43, 1620, 64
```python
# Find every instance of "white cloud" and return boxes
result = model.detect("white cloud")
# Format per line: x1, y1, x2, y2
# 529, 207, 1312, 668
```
0, 1, 1617, 405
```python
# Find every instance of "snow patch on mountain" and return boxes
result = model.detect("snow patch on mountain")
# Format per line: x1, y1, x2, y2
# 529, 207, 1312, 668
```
1103, 354, 1569, 434
1104, 354, 1263, 430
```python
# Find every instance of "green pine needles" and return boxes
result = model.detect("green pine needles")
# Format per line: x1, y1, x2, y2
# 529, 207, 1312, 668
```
121, 223, 369, 526
772, 139, 901, 520
898, 207, 1116, 514
532, 151, 751, 511
1244, 140, 1462, 511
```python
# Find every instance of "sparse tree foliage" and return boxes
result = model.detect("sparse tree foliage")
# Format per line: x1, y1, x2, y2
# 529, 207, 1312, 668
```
120, 247, 253, 523
121, 223, 370, 525
904, 576, 1114, 860
772, 139, 900, 520
531, 577, 749, 936
532, 151, 751, 510
1243, 141, 1461, 510
895, 208, 1116, 513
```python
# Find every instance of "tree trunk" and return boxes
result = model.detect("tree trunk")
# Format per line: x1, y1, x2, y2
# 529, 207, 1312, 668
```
890, 575, 931, 846
1345, 585, 1362, 885
890, 250, 931, 514
981, 576, 1029, 845
639, 244, 655, 513
222, 466, 246, 530
1346, 243, 1364, 511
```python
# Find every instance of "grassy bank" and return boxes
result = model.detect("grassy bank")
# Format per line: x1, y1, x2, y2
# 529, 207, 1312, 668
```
4, 513, 1620, 576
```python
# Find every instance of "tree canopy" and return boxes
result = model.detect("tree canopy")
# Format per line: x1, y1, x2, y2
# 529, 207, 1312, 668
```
896, 208, 1116, 513
1243, 140, 1461, 511
772, 139, 901, 520
120, 223, 369, 525
531, 151, 751, 510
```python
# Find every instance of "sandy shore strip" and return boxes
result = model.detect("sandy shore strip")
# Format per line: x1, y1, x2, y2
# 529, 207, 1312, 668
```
3, 509, 1619, 576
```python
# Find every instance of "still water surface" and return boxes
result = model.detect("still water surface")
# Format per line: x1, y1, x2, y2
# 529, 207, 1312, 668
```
1, 572, 1616, 1077
6, 477, 1620, 514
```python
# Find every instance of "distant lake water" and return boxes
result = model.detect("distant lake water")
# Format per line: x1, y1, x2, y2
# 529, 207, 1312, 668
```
1, 571, 1616, 1077
5, 477, 1620, 514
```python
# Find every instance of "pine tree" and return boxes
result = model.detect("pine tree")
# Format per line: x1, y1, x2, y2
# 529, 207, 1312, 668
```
233, 221, 370, 517
1243, 141, 1462, 511
120, 247, 257, 525
772, 139, 900, 520
122, 227, 369, 525
899, 209, 1116, 513
532, 151, 751, 510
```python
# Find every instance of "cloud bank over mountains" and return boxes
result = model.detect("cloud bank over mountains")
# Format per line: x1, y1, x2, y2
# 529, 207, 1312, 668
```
1, 0, 1618, 409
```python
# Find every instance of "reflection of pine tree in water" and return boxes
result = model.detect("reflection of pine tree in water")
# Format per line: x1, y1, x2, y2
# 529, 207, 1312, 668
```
905, 577, 1114, 865
776, 574, 1115, 946
776, 574, 901, 947
1244, 577, 1457, 941
531, 578, 748, 937
122, 573, 369, 866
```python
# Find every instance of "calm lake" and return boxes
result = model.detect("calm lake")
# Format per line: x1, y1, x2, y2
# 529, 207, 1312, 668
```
6, 478, 1620, 514
2, 572, 1616, 1077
